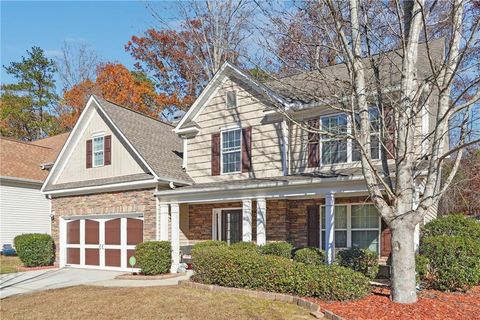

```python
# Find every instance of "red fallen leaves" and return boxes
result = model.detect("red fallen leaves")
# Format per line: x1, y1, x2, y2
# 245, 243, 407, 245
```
306, 286, 480, 320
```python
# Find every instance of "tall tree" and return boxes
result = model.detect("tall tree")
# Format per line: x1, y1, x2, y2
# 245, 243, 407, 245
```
126, 0, 255, 110
1, 46, 59, 140
257, 0, 479, 303
59, 63, 175, 130
55, 41, 100, 91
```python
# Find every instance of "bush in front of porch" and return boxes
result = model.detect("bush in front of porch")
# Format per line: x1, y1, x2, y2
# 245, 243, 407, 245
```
136, 241, 171, 275
337, 248, 379, 280
192, 245, 370, 301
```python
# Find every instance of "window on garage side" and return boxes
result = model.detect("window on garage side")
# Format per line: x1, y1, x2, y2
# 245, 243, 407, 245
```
93, 135, 104, 167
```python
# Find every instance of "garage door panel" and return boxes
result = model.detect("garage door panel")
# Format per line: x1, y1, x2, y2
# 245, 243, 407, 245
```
67, 220, 80, 244
85, 220, 100, 245
85, 248, 100, 266
127, 218, 143, 245
105, 218, 121, 245
105, 249, 121, 267
67, 248, 80, 264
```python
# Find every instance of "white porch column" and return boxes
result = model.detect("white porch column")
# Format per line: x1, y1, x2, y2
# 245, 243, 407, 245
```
324, 192, 335, 264
159, 203, 169, 241
256, 198, 267, 245
170, 203, 180, 273
242, 199, 253, 242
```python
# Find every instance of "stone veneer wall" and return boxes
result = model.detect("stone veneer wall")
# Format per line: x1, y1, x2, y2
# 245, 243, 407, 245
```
187, 196, 372, 247
51, 188, 156, 265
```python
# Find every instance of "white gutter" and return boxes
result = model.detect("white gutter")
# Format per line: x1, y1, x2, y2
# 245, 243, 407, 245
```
1, 176, 44, 185
43, 178, 160, 196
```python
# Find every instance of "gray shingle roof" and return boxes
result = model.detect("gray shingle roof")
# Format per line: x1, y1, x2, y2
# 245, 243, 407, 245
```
94, 96, 193, 185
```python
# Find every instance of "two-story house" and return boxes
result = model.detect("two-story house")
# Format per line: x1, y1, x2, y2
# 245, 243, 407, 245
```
43, 41, 441, 272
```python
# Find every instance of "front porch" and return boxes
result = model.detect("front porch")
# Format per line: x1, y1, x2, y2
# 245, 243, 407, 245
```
155, 175, 394, 272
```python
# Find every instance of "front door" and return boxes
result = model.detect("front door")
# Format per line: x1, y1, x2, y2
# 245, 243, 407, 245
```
65, 215, 143, 270
307, 205, 320, 247
221, 210, 242, 244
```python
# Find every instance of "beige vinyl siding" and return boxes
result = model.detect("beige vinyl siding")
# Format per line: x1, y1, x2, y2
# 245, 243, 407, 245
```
55, 110, 146, 184
0, 181, 51, 247
186, 78, 284, 183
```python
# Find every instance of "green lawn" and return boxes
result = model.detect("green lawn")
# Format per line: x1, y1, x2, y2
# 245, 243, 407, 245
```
0, 255, 21, 274
0, 286, 312, 320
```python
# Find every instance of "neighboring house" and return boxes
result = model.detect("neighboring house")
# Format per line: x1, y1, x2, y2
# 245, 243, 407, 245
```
0, 133, 68, 249
42, 42, 442, 272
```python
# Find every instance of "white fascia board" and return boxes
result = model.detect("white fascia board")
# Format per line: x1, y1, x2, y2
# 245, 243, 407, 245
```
1, 176, 44, 186
156, 180, 369, 204
94, 98, 159, 180
41, 96, 97, 192
43, 178, 160, 196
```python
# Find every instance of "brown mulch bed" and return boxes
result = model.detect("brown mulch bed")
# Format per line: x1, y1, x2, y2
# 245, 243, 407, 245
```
16, 265, 56, 272
115, 272, 186, 280
306, 286, 480, 320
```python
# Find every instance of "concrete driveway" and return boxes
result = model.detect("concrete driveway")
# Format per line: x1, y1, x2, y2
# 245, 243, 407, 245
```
0, 268, 123, 299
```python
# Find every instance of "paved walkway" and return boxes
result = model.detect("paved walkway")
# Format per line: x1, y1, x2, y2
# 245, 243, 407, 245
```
0, 268, 192, 299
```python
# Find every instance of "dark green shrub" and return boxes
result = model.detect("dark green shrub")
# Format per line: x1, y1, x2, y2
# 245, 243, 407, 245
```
191, 240, 227, 253
259, 241, 293, 259
337, 248, 379, 280
136, 241, 171, 275
423, 214, 480, 240
230, 241, 259, 252
293, 247, 325, 266
192, 246, 370, 301
419, 236, 480, 291
416, 254, 429, 283
14, 233, 54, 267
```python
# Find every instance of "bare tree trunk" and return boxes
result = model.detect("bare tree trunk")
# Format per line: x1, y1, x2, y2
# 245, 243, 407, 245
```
390, 219, 417, 303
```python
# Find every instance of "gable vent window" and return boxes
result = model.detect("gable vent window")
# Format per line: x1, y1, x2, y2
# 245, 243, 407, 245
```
93, 136, 105, 167
226, 91, 237, 108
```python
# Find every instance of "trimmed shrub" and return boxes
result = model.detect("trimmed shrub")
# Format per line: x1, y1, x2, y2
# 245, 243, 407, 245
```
192, 246, 370, 301
259, 241, 293, 259
136, 241, 171, 275
14, 233, 54, 267
230, 241, 259, 252
192, 240, 227, 253
337, 248, 379, 280
419, 235, 480, 291
416, 254, 429, 283
293, 247, 325, 266
423, 214, 480, 240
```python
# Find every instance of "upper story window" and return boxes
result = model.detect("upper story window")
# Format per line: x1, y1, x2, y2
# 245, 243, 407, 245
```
321, 114, 348, 164
226, 91, 237, 108
352, 108, 381, 161
93, 135, 105, 167
222, 128, 241, 173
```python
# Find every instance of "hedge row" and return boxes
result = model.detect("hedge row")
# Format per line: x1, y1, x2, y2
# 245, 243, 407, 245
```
192, 246, 370, 301
14, 234, 55, 267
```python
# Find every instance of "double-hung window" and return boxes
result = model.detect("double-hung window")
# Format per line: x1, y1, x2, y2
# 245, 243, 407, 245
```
93, 135, 105, 167
352, 108, 381, 161
221, 129, 241, 173
321, 205, 348, 248
321, 114, 348, 164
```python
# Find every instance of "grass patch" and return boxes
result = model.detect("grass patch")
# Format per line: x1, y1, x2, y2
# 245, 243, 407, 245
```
0, 285, 312, 320
0, 256, 21, 274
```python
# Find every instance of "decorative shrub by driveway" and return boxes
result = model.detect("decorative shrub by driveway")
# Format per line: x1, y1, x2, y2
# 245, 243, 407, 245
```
136, 241, 171, 275
192, 245, 370, 301
417, 214, 480, 291
13, 233, 54, 267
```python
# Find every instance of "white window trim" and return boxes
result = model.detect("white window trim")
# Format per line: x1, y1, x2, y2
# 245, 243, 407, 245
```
318, 109, 381, 166
220, 127, 242, 175
92, 134, 105, 168
320, 203, 382, 254
226, 90, 237, 108
212, 207, 242, 242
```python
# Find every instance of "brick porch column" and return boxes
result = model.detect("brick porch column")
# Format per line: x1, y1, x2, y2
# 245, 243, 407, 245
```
242, 199, 252, 242
325, 192, 335, 264
170, 203, 180, 273
256, 198, 267, 245
158, 203, 169, 241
